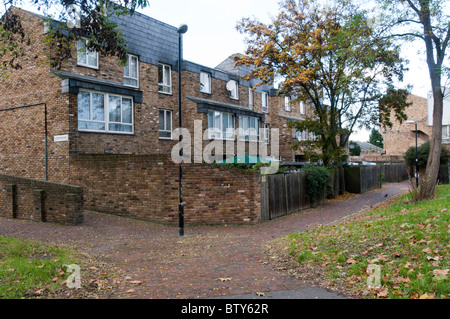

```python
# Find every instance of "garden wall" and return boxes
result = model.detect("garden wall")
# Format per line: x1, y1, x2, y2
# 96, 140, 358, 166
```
0, 173, 83, 225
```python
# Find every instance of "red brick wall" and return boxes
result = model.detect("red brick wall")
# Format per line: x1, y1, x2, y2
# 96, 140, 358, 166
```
69, 154, 261, 224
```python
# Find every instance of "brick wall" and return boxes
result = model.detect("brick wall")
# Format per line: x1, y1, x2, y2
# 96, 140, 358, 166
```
0, 173, 83, 225
382, 94, 431, 157
69, 154, 261, 224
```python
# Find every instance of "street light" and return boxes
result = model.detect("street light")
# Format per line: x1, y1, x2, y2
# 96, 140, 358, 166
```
405, 120, 419, 187
177, 24, 188, 237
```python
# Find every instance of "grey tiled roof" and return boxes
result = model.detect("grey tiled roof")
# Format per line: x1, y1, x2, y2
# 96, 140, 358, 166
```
110, 11, 179, 67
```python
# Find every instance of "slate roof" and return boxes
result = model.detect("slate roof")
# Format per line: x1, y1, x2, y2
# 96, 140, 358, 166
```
355, 141, 383, 153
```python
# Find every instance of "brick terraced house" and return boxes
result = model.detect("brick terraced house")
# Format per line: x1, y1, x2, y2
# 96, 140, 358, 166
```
381, 93, 450, 158
0, 7, 314, 224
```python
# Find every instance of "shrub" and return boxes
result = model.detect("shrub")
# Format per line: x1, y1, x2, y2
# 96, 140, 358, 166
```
404, 141, 449, 168
301, 164, 331, 204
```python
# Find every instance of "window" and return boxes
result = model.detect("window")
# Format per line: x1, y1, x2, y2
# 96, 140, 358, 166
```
295, 129, 308, 141
200, 72, 211, 94
78, 90, 133, 133
239, 115, 260, 141
207, 110, 235, 140
124, 55, 139, 87
443, 125, 450, 141
285, 96, 291, 111
264, 123, 270, 144
300, 101, 305, 115
249, 88, 253, 110
262, 92, 269, 113
228, 80, 239, 100
159, 109, 172, 139
77, 39, 98, 69
158, 63, 172, 94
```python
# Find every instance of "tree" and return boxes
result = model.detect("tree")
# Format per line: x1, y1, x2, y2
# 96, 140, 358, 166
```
377, 0, 450, 198
349, 141, 361, 156
0, 0, 149, 73
369, 128, 384, 148
235, 0, 409, 193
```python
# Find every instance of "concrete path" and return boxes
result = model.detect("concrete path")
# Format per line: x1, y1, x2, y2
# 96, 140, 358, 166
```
0, 181, 410, 299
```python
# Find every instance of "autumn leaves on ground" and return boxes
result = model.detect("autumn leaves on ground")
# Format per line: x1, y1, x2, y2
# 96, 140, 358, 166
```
270, 184, 450, 299
1, 185, 449, 299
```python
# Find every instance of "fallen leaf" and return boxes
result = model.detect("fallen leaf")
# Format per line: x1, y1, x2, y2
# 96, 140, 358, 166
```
432, 269, 449, 279
218, 277, 232, 282
255, 292, 265, 297
420, 293, 435, 299
129, 280, 143, 285
346, 258, 358, 264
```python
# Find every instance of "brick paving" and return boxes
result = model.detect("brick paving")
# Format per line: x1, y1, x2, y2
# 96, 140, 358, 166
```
0, 181, 410, 299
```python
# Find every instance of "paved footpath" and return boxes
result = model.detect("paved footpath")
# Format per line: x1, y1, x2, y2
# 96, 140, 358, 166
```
0, 181, 410, 299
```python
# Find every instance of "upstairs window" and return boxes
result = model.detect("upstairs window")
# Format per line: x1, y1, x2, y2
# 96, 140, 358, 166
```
159, 109, 172, 139
77, 39, 98, 69
285, 96, 291, 111
78, 90, 133, 134
300, 101, 305, 114
158, 63, 172, 94
249, 88, 253, 110
124, 54, 139, 88
200, 72, 211, 94
262, 92, 269, 113
227, 80, 239, 100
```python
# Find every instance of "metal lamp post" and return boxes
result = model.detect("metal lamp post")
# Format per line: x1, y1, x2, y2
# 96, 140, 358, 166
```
177, 24, 188, 237
405, 120, 419, 187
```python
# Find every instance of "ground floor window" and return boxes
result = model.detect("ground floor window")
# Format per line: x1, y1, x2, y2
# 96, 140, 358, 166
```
78, 90, 133, 133
239, 115, 260, 141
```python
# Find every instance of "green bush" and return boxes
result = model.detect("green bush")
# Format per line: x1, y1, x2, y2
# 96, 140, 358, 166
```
301, 164, 331, 203
404, 141, 449, 168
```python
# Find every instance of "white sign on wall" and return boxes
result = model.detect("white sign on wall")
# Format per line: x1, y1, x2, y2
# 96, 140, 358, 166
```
54, 134, 69, 142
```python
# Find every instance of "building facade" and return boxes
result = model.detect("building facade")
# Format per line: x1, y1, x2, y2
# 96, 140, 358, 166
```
0, 7, 312, 223
381, 93, 450, 158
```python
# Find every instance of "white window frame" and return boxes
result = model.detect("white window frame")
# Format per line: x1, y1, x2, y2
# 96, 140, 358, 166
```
249, 87, 253, 110
158, 63, 172, 94
77, 89, 134, 134
77, 39, 99, 69
443, 125, 450, 142
159, 109, 172, 140
295, 129, 308, 141
285, 96, 291, 111
124, 54, 139, 88
229, 80, 239, 100
239, 115, 260, 142
207, 110, 235, 140
200, 71, 211, 94
262, 92, 269, 113
300, 101, 305, 115
264, 123, 270, 144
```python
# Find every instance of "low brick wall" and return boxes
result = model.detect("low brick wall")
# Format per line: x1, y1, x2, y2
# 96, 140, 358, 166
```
0, 174, 83, 225
69, 154, 261, 225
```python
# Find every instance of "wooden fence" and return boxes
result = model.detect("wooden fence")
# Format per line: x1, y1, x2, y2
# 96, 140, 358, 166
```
260, 172, 318, 221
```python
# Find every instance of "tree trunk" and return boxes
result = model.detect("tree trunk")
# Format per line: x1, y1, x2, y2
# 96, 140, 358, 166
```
421, 85, 443, 198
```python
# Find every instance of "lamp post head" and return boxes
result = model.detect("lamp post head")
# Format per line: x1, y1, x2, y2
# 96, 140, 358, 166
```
177, 24, 188, 34
405, 120, 416, 124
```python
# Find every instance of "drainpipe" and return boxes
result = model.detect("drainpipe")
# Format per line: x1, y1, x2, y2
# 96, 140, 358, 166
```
0, 102, 48, 181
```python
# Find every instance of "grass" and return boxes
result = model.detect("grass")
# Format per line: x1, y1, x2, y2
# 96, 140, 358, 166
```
0, 237, 79, 298
283, 184, 450, 299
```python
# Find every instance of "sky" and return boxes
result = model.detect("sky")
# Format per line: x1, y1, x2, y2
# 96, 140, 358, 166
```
18, 0, 433, 142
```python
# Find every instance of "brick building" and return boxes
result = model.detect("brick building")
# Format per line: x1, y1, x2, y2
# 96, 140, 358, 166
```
381, 93, 450, 158
0, 7, 311, 224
